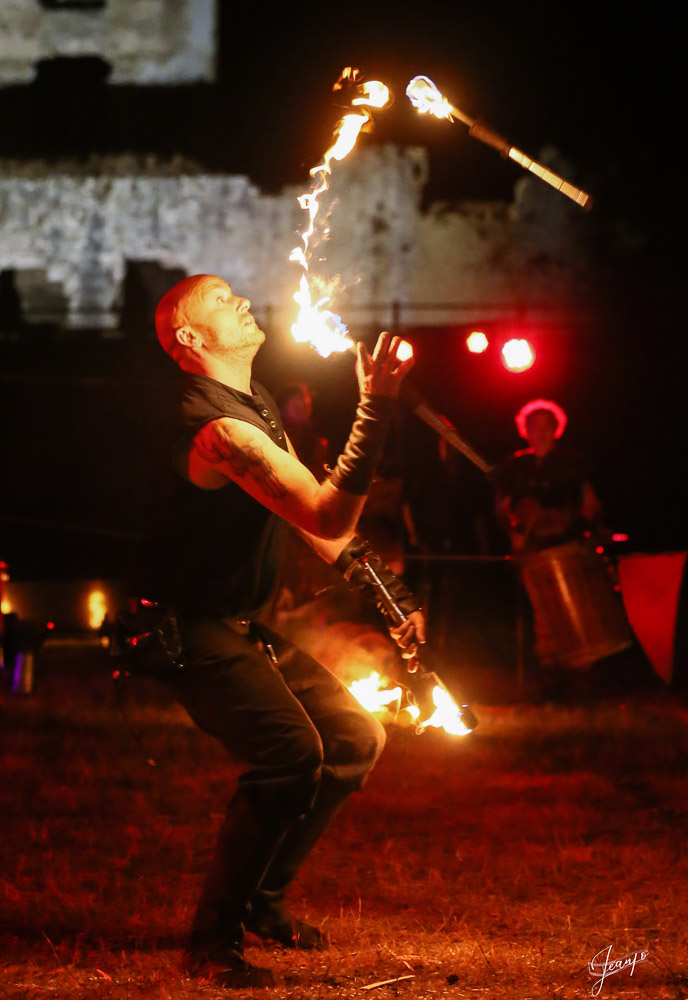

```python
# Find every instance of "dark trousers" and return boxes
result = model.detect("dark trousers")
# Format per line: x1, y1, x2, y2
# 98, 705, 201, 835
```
168, 616, 386, 951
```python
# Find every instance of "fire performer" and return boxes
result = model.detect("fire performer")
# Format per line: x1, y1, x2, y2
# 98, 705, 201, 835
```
138, 274, 424, 989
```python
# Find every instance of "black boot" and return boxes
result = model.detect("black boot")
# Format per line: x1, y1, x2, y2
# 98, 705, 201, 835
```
183, 788, 289, 984
245, 777, 350, 950
182, 944, 276, 989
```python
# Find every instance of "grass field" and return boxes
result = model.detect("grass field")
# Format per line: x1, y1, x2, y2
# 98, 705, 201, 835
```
1, 640, 687, 999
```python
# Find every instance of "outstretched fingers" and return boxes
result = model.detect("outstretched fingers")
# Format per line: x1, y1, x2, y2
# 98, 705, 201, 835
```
357, 332, 415, 397
356, 341, 372, 377
371, 330, 393, 363
373, 334, 414, 374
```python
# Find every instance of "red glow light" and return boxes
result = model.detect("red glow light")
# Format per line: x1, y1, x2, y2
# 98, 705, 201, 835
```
467, 331, 488, 353
611, 533, 629, 543
502, 338, 535, 372
397, 340, 413, 362
46, 621, 55, 630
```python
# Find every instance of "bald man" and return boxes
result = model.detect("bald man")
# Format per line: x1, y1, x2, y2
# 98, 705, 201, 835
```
138, 275, 423, 988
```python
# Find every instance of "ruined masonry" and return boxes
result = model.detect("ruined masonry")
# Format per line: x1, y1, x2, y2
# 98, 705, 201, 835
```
0, 0, 216, 85
0, 146, 590, 331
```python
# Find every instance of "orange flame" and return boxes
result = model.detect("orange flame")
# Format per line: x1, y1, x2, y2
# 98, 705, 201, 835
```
416, 685, 472, 736
88, 589, 108, 629
348, 670, 403, 715
290, 69, 391, 357
396, 340, 413, 362
405, 75, 455, 121
347, 670, 471, 736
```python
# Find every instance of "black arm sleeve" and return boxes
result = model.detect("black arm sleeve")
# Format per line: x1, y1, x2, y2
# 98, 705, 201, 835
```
334, 535, 421, 625
328, 394, 394, 496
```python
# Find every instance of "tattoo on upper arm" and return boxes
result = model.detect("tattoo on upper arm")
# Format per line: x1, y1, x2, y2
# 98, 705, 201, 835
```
197, 424, 287, 500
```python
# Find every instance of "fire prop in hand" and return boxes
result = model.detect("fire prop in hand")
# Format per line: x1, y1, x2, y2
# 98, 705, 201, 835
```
289, 68, 391, 358
344, 550, 478, 736
406, 75, 592, 210
347, 667, 475, 737
348, 671, 406, 718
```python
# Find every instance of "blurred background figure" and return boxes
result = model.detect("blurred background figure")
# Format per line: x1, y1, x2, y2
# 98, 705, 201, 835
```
276, 382, 329, 481
0, 560, 9, 673
494, 399, 647, 696
356, 451, 417, 579
494, 398, 602, 556
273, 383, 333, 614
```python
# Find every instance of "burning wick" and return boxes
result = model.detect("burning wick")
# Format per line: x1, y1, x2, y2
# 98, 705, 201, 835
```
416, 684, 472, 736
348, 671, 404, 716
290, 68, 392, 358
406, 75, 592, 210
395, 340, 414, 362
347, 669, 473, 736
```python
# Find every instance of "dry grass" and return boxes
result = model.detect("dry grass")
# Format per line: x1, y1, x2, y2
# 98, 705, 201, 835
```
1, 643, 687, 999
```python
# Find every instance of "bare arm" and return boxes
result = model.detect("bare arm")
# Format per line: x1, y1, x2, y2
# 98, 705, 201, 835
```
282, 435, 356, 559
190, 418, 366, 539
292, 495, 426, 667
188, 331, 413, 539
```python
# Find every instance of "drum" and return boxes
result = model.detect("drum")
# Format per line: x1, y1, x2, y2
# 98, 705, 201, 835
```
521, 541, 634, 669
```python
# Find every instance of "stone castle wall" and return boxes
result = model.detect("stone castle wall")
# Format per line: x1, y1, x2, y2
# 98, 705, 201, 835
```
0, 146, 591, 332
0, 0, 216, 85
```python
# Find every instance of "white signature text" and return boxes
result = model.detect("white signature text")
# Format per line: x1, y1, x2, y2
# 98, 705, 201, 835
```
588, 944, 649, 996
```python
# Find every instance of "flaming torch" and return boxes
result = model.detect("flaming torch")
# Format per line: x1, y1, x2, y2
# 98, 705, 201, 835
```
406, 75, 592, 210
290, 67, 391, 357
289, 70, 493, 478
350, 545, 478, 736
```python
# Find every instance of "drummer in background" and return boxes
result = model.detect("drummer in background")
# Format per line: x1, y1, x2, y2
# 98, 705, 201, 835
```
494, 399, 603, 670
495, 399, 602, 558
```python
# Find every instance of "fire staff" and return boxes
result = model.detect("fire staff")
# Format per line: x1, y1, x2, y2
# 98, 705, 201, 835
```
138, 274, 424, 989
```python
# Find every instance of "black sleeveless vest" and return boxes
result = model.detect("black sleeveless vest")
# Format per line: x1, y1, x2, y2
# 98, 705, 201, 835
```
139, 373, 290, 618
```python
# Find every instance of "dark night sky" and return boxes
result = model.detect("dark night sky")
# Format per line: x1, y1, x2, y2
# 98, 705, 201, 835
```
1, 2, 681, 309
0, 3, 679, 198
1, 2, 680, 299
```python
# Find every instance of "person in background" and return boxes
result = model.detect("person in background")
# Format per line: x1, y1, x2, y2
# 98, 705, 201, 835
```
276, 382, 329, 481
494, 398, 602, 557
273, 382, 332, 610
494, 399, 605, 676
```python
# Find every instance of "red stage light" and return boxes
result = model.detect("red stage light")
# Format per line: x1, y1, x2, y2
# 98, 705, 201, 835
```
612, 533, 629, 543
46, 621, 55, 630
466, 331, 488, 353
502, 338, 535, 372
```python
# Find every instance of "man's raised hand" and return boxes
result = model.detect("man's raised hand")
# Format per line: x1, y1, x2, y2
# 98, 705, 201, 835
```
356, 332, 414, 398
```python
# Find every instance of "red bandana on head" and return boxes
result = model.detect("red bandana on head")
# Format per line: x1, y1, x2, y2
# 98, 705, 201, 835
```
515, 398, 567, 441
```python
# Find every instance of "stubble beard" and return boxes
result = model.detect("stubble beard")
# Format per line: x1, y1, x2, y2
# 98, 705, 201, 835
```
203, 317, 264, 361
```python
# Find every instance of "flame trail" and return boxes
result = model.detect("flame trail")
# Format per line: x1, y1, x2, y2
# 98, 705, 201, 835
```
290, 69, 391, 357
